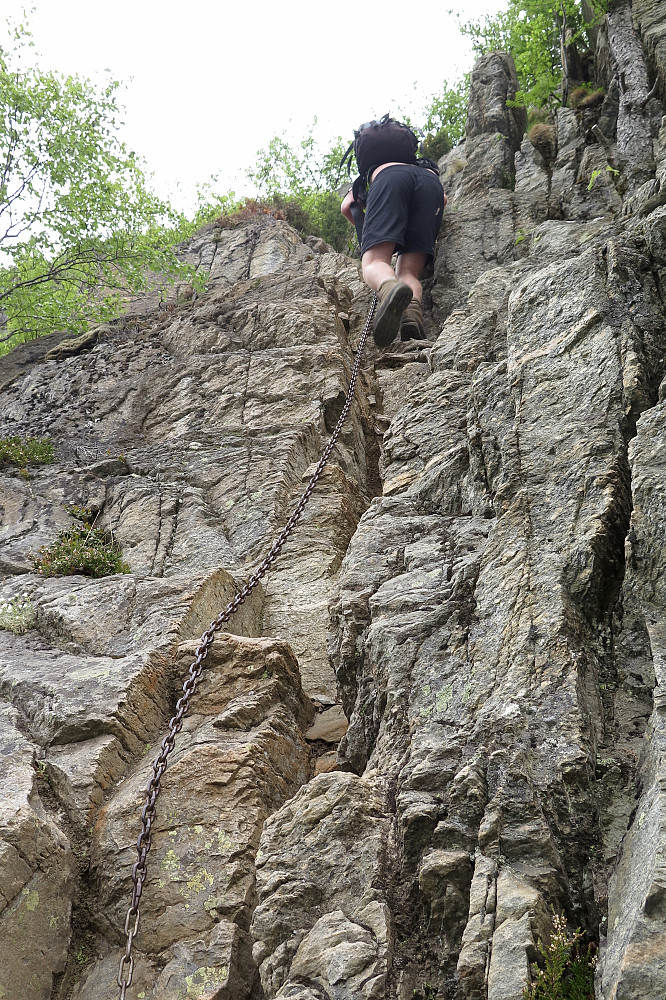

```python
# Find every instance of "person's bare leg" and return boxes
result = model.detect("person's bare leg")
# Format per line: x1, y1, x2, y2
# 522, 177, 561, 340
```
396, 251, 428, 301
395, 252, 428, 339
361, 242, 397, 291
362, 243, 414, 347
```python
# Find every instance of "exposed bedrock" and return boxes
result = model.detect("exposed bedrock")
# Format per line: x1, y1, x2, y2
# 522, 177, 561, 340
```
1, 15, 666, 1000
252, 34, 666, 1000
326, 209, 666, 999
0, 220, 374, 997
598, 373, 666, 1000
69, 634, 314, 1000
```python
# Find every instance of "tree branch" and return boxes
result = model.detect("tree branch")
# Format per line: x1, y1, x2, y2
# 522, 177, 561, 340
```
0, 244, 150, 303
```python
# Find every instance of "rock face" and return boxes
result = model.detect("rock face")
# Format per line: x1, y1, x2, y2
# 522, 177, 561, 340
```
2, 12, 666, 1000
0, 221, 372, 999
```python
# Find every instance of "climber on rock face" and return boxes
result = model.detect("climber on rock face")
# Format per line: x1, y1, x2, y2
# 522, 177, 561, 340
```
340, 115, 447, 347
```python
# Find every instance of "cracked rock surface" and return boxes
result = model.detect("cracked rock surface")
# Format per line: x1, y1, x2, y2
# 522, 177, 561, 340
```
2, 19, 666, 1000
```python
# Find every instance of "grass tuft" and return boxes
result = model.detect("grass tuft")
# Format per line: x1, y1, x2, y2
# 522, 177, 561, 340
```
33, 508, 130, 579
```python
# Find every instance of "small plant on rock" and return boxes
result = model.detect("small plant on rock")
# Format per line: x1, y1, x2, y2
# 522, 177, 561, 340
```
0, 593, 36, 634
0, 436, 55, 470
588, 164, 619, 191
523, 911, 595, 1000
33, 509, 130, 579
412, 986, 438, 1000
569, 86, 605, 109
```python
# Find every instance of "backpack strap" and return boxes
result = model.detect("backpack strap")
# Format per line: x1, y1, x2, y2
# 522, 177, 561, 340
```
340, 140, 356, 177
416, 156, 440, 175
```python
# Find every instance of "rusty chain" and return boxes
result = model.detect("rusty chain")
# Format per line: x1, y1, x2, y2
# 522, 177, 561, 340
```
117, 297, 376, 998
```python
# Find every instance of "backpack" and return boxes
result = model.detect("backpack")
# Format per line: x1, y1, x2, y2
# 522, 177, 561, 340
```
340, 115, 441, 244
340, 114, 440, 216
341, 114, 419, 188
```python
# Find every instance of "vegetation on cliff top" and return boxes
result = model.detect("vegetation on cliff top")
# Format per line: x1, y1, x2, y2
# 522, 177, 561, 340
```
213, 0, 604, 246
217, 74, 470, 256
461, 0, 607, 108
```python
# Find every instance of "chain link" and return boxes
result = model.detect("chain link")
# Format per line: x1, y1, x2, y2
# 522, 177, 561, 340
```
117, 299, 376, 997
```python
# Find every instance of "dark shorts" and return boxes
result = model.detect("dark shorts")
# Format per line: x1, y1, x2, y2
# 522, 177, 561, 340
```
361, 163, 445, 260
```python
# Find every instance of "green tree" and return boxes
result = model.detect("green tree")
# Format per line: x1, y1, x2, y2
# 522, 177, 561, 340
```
247, 122, 353, 253
460, 0, 598, 108
248, 123, 347, 198
0, 14, 193, 354
420, 76, 469, 159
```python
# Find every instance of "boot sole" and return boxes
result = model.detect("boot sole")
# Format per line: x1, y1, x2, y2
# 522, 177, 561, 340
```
373, 284, 413, 348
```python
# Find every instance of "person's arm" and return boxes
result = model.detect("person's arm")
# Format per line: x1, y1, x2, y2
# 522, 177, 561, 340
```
341, 188, 356, 224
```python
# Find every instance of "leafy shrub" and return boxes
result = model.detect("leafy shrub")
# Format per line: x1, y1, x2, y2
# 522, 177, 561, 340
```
523, 911, 595, 1000
420, 76, 469, 156
460, 0, 602, 110
0, 593, 36, 634
34, 510, 130, 579
214, 194, 353, 254
0, 436, 55, 468
245, 126, 361, 253
298, 190, 355, 253
422, 128, 453, 162
247, 126, 348, 203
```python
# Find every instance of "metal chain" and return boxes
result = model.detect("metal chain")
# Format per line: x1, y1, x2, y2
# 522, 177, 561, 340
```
117, 297, 376, 998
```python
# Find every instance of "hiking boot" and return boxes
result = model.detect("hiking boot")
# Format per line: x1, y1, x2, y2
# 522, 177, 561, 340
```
400, 299, 426, 340
373, 279, 413, 348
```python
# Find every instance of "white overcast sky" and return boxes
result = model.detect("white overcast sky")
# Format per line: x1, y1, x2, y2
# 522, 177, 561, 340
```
5, 0, 505, 214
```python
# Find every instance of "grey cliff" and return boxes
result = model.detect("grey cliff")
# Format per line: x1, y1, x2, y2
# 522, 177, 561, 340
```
2, 7, 666, 999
